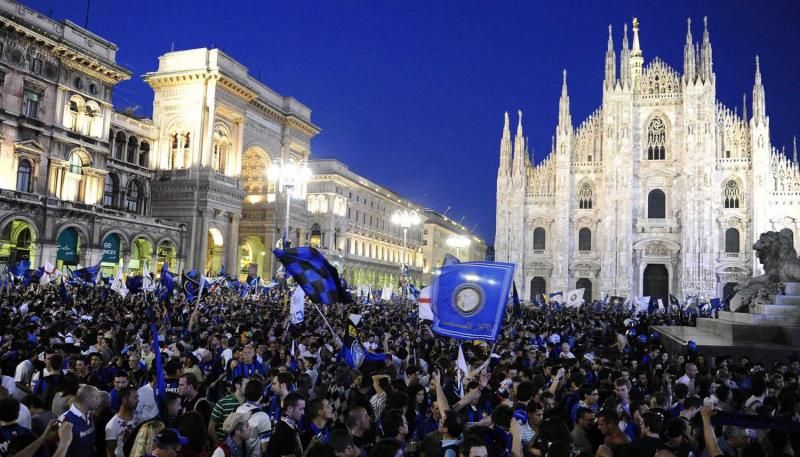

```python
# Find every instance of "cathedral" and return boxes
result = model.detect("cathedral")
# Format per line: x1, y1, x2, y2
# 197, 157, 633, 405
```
494, 18, 800, 304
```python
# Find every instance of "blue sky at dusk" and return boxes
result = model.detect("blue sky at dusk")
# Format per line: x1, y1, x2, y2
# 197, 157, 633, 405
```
21, 1, 800, 243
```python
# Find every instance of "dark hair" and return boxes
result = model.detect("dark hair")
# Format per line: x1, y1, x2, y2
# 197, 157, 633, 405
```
715, 385, 731, 402
119, 386, 137, 403
683, 396, 701, 410
381, 409, 405, 438
442, 409, 465, 438
641, 411, 664, 434
283, 391, 305, 410
597, 409, 619, 424
308, 398, 327, 420
491, 404, 513, 429
674, 383, 689, 400
244, 378, 264, 402
370, 438, 402, 457
178, 411, 208, 452
0, 397, 20, 422
546, 441, 571, 457
59, 373, 80, 396
275, 371, 295, 387
516, 381, 534, 402
305, 440, 336, 457
526, 400, 544, 414
578, 383, 596, 400
330, 429, 355, 453
180, 372, 199, 390
575, 406, 594, 421
458, 435, 487, 457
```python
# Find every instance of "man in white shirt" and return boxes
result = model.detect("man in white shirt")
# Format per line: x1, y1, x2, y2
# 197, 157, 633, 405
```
105, 386, 140, 457
135, 372, 159, 421
676, 363, 698, 396
14, 355, 34, 394
235, 378, 272, 457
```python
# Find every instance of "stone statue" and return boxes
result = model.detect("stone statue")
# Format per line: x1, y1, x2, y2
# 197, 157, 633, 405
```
730, 229, 800, 312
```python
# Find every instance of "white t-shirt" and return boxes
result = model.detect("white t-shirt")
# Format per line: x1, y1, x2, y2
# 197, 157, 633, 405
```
105, 413, 141, 457
14, 359, 33, 387
1, 375, 23, 401
136, 383, 159, 421
236, 402, 272, 457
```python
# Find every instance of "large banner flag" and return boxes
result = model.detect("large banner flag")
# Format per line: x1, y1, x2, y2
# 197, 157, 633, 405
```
273, 247, 353, 305
142, 263, 156, 292
565, 288, 585, 308
442, 253, 461, 267
73, 263, 101, 284
341, 313, 384, 374
636, 296, 651, 313
182, 270, 202, 302
159, 264, 175, 303
10, 259, 30, 279
549, 291, 564, 303
418, 286, 434, 321
381, 286, 393, 301
290, 286, 305, 324
111, 270, 129, 298
431, 262, 515, 342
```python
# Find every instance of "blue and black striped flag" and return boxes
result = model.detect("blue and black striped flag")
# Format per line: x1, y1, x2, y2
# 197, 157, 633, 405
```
273, 247, 353, 305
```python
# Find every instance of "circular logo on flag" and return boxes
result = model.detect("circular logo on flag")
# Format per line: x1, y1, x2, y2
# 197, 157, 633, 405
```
452, 284, 484, 316
351, 341, 366, 367
570, 293, 578, 302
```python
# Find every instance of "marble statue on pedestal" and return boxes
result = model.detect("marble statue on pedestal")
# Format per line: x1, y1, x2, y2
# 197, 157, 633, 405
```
731, 229, 800, 312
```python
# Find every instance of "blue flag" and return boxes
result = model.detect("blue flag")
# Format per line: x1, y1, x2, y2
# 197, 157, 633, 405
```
431, 261, 515, 342
58, 277, 72, 304
341, 314, 385, 374
273, 247, 353, 305
512, 281, 521, 318
219, 264, 226, 278
442, 253, 461, 267
126, 275, 143, 295
10, 260, 30, 278
159, 264, 175, 302
182, 270, 201, 302
73, 264, 101, 284
710, 297, 722, 310
149, 322, 166, 419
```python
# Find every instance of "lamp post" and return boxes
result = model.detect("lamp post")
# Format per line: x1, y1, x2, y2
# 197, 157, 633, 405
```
391, 209, 421, 272
447, 234, 471, 260
267, 159, 312, 249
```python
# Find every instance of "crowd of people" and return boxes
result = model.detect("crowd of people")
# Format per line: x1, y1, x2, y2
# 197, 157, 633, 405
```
0, 276, 797, 457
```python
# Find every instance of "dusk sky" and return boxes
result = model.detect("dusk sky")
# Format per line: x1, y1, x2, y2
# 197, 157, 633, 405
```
22, 0, 800, 243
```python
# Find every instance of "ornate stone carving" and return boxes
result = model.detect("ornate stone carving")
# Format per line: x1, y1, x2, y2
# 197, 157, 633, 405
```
731, 229, 800, 311
645, 241, 669, 256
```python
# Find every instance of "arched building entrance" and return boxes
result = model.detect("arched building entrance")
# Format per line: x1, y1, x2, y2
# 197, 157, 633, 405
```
157, 240, 178, 272
206, 228, 224, 275
529, 277, 546, 301
576, 278, 592, 303
643, 264, 669, 304
130, 237, 153, 274
0, 219, 37, 267
56, 227, 81, 268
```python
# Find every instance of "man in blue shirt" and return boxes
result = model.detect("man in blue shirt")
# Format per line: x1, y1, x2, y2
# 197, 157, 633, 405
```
59, 384, 101, 457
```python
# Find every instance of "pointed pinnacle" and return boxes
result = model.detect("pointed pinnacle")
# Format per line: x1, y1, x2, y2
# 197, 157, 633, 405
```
517, 110, 523, 135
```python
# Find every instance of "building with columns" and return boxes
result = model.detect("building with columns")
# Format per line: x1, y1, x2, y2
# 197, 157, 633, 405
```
421, 208, 487, 282
495, 18, 800, 304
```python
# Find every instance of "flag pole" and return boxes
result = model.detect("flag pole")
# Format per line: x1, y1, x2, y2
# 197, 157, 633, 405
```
310, 302, 336, 337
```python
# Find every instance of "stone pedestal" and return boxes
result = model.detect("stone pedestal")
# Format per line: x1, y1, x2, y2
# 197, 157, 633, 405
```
653, 282, 800, 365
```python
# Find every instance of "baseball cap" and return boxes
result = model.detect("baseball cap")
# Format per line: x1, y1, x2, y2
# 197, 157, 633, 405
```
223, 412, 252, 434
155, 428, 189, 447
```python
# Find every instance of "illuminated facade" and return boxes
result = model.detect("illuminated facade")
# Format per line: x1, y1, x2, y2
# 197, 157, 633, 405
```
421, 209, 487, 283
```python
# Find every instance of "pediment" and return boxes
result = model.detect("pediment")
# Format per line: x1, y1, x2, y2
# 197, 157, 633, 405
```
14, 139, 47, 155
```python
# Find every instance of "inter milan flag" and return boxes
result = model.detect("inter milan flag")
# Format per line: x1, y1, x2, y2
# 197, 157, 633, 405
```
182, 270, 202, 303
10, 259, 30, 279
159, 264, 175, 303
341, 314, 385, 374
442, 253, 461, 267
431, 262, 515, 342
58, 277, 72, 305
273, 247, 353, 305
511, 281, 521, 317
73, 263, 101, 284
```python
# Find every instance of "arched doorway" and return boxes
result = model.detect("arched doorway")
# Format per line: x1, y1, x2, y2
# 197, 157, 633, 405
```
206, 228, 224, 275
530, 277, 546, 301
576, 278, 592, 303
239, 236, 266, 279
0, 219, 37, 268
643, 264, 669, 304
100, 233, 124, 276
723, 282, 737, 300
56, 227, 81, 268
309, 223, 322, 248
130, 237, 153, 274
157, 240, 177, 272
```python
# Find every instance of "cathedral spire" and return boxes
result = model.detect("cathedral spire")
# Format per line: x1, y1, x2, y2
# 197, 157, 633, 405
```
742, 93, 748, 123
620, 23, 631, 88
558, 70, 572, 134
513, 110, 526, 175
499, 111, 512, 175
752, 55, 767, 126
793, 135, 798, 164
605, 25, 616, 89
630, 18, 644, 88
699, 16, 713, 83
683, 18, 696, 84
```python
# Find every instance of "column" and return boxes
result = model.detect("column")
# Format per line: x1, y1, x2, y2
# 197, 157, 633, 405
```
196, 209, 210, 272
226, 213, 240, 275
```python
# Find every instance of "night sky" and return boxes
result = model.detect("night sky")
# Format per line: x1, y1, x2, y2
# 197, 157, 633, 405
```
21, 1, 800, 244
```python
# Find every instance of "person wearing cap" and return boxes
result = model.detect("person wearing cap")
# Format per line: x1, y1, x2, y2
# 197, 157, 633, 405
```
144, 428, 189, 457
234, 378, 272, 457
211, 412, 251, 457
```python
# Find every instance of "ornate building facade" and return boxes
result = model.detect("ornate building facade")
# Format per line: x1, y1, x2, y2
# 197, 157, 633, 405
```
495, 18, 800, 303
421, 208, 487, 283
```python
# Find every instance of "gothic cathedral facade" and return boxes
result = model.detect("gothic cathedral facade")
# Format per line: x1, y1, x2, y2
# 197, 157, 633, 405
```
495, 18, 800, 304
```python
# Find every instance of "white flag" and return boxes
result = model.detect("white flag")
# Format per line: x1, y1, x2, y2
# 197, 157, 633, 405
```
290, 286, 305, 324
418, 286, 434, 321
637, 296, 651, 312
142, 263, 156, 292
111, 270, 128, 298
565, 288, 585, 308
381, 286, 393, 301
456, 344, 469, 397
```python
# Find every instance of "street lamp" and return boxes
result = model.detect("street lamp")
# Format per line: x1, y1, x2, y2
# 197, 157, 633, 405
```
267, 158, 312, 248
391, 209, 421, 271
447, 234, 471, 260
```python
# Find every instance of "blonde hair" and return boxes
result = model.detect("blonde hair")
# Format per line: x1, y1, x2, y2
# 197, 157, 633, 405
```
129, 421, 165, 457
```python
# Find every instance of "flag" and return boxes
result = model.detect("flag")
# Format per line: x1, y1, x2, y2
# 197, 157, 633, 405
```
273, 247, 353, 305
288, 340, 299, 372
657, 298, 664, 310
341, 314, 385, 374
442, 253, 461, 267
219, 264, 226, 278
10, 260, 30, 279
549, 291, 564, 303
149, 322, 166, 420
636, 296, 651, 313
431, 261, 515, 342
58, 277, 71, 304
670, 294, 680, 307
710, 297, 722, 310
159, 264, 175, 302
182, 270, 202, 302
39, 262, 60, 284
511, 281, 521, 317
408, 283, 421, 302
290, 286, 305, 324
456, 344, 469, 397
110, 270, 129, 298
381, 286, 393, 301
142, 263, 156, 292
73, 263, 101, 284
610, 296, 625, 306
565, 288, 585, 308
418, 286, 434, 321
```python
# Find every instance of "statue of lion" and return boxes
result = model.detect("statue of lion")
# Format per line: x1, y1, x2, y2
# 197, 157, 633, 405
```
730, 229, 800, 312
